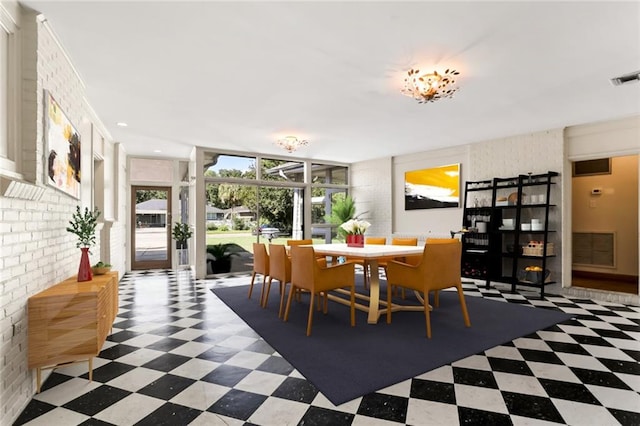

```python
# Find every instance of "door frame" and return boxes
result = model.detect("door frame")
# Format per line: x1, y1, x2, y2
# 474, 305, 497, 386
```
131, 185, 172, 270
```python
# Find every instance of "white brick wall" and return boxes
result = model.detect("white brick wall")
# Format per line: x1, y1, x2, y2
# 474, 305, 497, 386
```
350, 157, 393, 238
1, 8, 126, 423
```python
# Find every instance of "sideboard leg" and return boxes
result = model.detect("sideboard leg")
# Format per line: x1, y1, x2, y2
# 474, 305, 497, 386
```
36, 367, 42, 393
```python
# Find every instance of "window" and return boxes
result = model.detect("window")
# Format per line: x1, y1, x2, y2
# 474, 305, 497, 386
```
0, 5, 18, 175
311, 164, 348, 185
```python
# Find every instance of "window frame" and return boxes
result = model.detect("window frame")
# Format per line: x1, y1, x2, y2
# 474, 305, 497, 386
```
0, 4, 20, 176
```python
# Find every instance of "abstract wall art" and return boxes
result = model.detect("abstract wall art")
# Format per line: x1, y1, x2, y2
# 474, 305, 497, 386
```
44, 91, 81, 199
404, 163, 460, 210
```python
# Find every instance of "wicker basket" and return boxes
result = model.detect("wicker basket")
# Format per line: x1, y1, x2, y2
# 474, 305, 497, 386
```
522, 242, 554, 257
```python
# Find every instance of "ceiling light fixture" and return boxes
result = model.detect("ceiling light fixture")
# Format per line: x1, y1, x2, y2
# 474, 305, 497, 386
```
402, 68, 460, 103
116, 122, 128, 127
275, 136, 309, 153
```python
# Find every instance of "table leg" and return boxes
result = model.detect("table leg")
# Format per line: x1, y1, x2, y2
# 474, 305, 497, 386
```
367, 259, 381, 324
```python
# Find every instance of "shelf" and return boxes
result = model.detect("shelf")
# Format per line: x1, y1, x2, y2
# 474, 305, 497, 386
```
465, 249, 489, 254
462, 171, 558, 298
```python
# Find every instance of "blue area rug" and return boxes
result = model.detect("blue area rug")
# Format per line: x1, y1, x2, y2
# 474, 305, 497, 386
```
212, 281, 573, 405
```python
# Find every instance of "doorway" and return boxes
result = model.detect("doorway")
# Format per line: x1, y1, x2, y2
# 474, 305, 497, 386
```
571, 155, 639, 295
132, 186, 172, 269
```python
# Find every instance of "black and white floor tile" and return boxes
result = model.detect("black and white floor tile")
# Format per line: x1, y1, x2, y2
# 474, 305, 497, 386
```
14, 270, 640, 425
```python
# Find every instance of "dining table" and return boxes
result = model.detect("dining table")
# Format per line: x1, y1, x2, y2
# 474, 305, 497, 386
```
308, 243, 425, 324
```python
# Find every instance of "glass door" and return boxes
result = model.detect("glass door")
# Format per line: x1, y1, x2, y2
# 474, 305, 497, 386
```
131, 186, 172, 269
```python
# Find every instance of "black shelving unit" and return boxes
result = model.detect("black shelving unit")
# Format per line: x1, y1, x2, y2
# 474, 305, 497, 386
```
461, 171, 559, 298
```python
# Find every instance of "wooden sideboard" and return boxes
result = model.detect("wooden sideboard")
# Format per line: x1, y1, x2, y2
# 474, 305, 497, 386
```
28, 271, 118, 392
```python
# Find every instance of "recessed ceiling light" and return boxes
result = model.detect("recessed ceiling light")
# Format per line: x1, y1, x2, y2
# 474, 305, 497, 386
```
116, 122, 128, 127
153, 150, 162, 153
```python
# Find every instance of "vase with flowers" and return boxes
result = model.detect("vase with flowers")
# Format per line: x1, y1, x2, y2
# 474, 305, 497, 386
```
340, 219, 371, 247
66, 206, 100, 282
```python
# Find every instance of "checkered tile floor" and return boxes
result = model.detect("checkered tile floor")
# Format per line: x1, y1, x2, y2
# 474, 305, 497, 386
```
14, 270, 640, 425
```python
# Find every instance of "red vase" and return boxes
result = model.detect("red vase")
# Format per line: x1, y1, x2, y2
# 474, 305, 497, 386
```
346, 234, 364, 247
77, 247, 93, 282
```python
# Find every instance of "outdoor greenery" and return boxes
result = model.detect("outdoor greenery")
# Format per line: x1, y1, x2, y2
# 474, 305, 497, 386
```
136, 190, 166, 204
205, 159, 296, 233
66, 206, 101, 248
326, 195, 359, 240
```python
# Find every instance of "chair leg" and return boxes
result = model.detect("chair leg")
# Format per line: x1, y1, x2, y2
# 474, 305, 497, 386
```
278, 282, 287, 318
248, 272, 257, 298
306, 293, 315, 336
350, 285, 356, 327
456, 285, 471, 328
262, 277, 273, 308
258, 276, 267, 306
283, 284, 296, 322
425, 301, 432, 338
386, 282, 392, 324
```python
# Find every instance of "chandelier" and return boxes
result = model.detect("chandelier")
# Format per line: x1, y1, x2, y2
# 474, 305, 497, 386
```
401, 68, 460, 103
275, 136, 309, 153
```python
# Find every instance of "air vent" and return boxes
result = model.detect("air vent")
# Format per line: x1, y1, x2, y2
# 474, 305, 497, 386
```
572, 158, 611, 177
610, 70, 640, 86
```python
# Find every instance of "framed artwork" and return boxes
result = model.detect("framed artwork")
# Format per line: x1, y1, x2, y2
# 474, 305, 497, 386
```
404, 163, 460, 210
44, 91, 81, 199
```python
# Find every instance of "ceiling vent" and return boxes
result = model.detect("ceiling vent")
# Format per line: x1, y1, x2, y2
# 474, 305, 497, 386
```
610, 70, 640, 86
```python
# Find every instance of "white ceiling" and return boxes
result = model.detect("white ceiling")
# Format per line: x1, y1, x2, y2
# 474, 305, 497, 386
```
20, 1, 640, 163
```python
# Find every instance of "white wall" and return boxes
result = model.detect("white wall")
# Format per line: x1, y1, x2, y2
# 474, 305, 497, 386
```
392, 146, 469, 239
0, 6, 126, 423
350, 157, 393, 238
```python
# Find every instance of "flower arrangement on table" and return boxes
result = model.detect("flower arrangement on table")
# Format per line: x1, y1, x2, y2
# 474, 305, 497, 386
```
340, 219, 371, 247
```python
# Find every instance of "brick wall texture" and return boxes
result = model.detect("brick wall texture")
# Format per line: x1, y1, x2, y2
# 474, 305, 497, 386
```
1, 8, 125, 423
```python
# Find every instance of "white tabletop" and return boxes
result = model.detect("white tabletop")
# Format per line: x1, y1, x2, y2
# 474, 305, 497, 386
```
309, 243, 424, 258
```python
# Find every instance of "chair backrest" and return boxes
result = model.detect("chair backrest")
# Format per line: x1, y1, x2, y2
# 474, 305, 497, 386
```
426, 238, 457, 244
422, 240, 462, 291
268, 244, 290, 283
365, 237, 386, 245
290, 245, 317, 291
391, 237, 419, 265
392, 237, 418, 246
287, 239, 313, 246
252, 243, 269, 275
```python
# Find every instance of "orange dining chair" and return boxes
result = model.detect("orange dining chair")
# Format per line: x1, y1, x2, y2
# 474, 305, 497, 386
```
347, 237, 386, 289
425, 238, 461, 307
248, 243, 269, 301
385, 240, 470, 338
284, 245, 356, 336
264, 244, 292, 317
287, 238, 327, 267
286, 238, 313, 246
379, 237, 419, 298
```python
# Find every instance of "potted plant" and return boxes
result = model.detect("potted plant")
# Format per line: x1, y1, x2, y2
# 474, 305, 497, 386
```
172, 222, 193, 249
92, 261, 112, 275
206, 243, 236, 274
66, 206, 100, 282
340, 219, 371, 247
